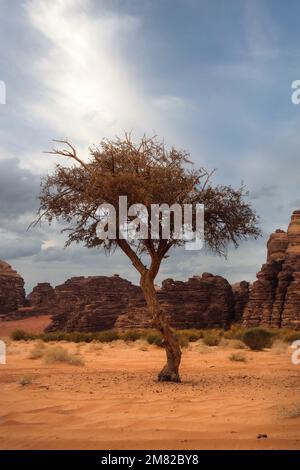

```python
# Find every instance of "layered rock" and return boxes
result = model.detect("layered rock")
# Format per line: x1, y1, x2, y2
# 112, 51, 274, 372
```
243, 210, 300, 329
27, 283, 56, 314
117, 273, 235, 330
232, 281, 250, 321
0, 261, 26, 316
46, 275, 142, 332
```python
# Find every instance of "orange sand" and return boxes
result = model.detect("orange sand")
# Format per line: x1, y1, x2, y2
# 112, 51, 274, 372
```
0, 339, 299, 450
0, 316, 52, 336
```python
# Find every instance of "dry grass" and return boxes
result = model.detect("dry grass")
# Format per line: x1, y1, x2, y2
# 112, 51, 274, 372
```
28, 343, 84, 366
272, 339, 288, 355
229, 352, 248, 363
279, 403, 300, 419
43, 346, 84, 366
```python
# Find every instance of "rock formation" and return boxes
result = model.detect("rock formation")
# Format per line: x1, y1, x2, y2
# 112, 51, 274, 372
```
27, 283, 56, 315
116, 273, 235, 330
243, 210, 300, 329
0, 261, 26, 316
232, 281, 250, 321
46, 275, 142, 332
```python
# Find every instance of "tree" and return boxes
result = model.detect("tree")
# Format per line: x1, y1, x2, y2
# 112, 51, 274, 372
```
35, 134, 260, 382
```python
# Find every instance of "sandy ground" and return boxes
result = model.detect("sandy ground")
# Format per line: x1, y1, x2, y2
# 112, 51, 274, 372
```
0, 316, 52, 336
0, 339, 299, 450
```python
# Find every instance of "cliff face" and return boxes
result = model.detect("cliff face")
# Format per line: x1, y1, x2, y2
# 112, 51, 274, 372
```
46, 275, 142, 332
243, 210, 300, 329
0, 261, 26, 315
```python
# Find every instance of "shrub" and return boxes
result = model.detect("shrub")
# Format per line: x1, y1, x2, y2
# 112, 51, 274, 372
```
177, 329, 203, 342
11, 329, 36, 341
229, 352, 247, 362
122, 330, 142, 342
242, 327, 273, 350
29, 341, 47, 359
280, 330, 300, 344
94, 329, 120, 343
43, 345, 84, 366
203, 330, 222, 346
224, 325, 245, 340
146, 331, 164, 347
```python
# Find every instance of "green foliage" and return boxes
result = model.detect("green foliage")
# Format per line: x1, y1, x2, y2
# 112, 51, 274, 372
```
122, 330, 142, 342
242, 327, 274, 350
146, 331, 164, 347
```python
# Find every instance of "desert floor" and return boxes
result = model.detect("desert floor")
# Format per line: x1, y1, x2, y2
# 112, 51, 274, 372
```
0, 338, 299, 450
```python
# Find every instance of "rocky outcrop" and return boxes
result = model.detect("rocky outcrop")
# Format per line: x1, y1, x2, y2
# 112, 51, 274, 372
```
243, 210, 300, 329
116, 273, 235, 330
0, 261, 26, 316
27, 283, 56, 314
232, 281, 250, 321
46, 275, 142, 332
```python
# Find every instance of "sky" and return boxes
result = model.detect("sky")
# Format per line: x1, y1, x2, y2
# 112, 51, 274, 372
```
1, 0, 300, 292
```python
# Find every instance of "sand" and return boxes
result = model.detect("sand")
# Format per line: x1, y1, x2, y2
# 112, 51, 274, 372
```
0, 339, 299, 450
0, 316, 52, 336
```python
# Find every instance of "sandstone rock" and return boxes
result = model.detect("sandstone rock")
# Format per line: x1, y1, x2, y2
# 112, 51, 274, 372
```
27, 283, 56, 314
0, 261, 25, 316
243, 210, 300, 329
117, 274, 235, 330
47, 275, 142, 332
232, 281, 250, 321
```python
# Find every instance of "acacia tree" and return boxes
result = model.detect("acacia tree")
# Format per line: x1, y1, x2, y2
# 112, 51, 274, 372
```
35, 134, 260, 382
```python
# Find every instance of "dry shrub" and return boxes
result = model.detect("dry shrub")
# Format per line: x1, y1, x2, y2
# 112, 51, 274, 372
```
29, 341, 47, 359
203, 330, 222, 346
272, 339, 288, 355
229, 352, 247, 362
43, 345, 84, 366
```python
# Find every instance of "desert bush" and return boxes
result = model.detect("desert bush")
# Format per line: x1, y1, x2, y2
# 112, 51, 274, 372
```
122, 330, 142, 342
203, 329, 222, 346
94, 329, 120, 343
279, 330, 300, 343
224, 325, 245, 340
229, 352, 247, 362
146, 331, 164, 347
11, 329, 36, 341
43, 345, 84, 366
176, 329, 203, 342
29, 341, 47, 359
242, 327, 273, 350
272, 339, 288, 355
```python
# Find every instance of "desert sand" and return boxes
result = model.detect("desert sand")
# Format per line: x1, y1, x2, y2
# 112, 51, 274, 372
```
0, 338, 299, 450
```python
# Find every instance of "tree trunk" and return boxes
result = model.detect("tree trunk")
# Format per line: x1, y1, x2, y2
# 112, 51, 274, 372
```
140, 273, 182, 382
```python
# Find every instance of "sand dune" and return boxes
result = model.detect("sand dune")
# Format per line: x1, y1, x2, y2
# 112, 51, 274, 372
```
0, 340, 299, 450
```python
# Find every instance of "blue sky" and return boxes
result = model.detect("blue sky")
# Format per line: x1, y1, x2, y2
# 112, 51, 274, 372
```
0, 0, 300, 292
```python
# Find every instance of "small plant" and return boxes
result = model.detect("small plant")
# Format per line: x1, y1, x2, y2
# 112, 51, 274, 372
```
272, 339, 288, 355
243, 327, 273, 351
224, 325, 245, 340
19, 376, 32, 386
122, 330, 141, 342
11, 330, 35, 341
146, 331, 164, 347
29, 341, 47, 359
94, 329, 120, 343
203, 330, 222, 346
43, 345, 84, 366
229, 352, 247, 362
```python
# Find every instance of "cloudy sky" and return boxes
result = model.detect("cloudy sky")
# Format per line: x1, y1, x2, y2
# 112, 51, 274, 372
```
1, 0, 300, 292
